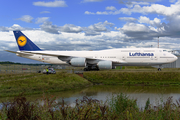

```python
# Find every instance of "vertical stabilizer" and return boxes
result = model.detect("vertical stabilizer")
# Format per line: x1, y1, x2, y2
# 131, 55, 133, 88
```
13, 31, 41, 51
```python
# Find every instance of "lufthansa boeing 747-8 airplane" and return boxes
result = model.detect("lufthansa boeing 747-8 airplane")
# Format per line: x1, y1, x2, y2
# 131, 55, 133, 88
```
6, 31, 178, 71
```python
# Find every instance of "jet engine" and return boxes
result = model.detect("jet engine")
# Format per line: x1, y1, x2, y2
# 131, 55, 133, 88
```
70, 58, 86, 67
97, 61, 112, 70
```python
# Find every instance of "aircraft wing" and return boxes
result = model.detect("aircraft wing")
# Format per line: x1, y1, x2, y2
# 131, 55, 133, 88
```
21, 51, 69, 57
22, 51, 127, 64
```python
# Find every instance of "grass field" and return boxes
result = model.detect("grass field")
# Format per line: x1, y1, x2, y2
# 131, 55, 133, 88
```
1, 65, 180, 97
0, 72, 92, 97
0, 64, 45, 74
83, 69, 180, 86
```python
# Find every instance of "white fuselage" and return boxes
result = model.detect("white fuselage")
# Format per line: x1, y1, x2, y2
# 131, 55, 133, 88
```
16, 48, 178, 66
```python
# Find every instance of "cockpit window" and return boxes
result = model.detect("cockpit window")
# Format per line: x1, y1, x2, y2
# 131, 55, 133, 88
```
163, 50, 167, 52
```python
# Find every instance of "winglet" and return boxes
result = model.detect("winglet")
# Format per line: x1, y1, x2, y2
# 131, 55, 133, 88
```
13, 31, 41, 51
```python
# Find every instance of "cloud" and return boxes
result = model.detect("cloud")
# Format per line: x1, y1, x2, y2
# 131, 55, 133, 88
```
119, 17, 137, 22
96, 11, 109, 15
85, 21, 114, 36
39, 20, 115, 35
36, 17, 49, 24
38, 20, 114, 35
84, 1, 180, 40
106, 6, 117, 11
85, 11, 95, 15
119, 2, 180, 16
118, 0, 160, 4
60, 24, 83, 33
40, 11, 51, 14
40, 21, 60, 34
84, 30, 101, 36
0, 24, 33, 32
17, 15, 34, 23
139, 16, 161, 27
117, 0, 160, 8
117, 14, 180, 41
127, 2, 150, 8
33, 0, 67, 7
122, 23, 150, 32
81, 0, 103, 3
9, 24, 27, 31
85, 1, 180, 15
104, 20, 114, 27
0, 26, 9, 32
115, 1, 180, 39
117, 17, 163, 40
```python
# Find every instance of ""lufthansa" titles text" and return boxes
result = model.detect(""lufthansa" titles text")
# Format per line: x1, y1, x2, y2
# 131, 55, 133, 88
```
129, 52, 154, 56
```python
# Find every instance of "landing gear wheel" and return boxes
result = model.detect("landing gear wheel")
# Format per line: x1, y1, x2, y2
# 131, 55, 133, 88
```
158, 68, 161, 71
84, 68, 90, 71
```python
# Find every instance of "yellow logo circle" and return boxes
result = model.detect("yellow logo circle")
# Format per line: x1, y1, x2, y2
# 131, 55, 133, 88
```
18, 36, 27, 47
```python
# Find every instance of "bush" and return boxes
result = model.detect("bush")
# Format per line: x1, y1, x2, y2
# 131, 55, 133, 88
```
109, 93, 138, 114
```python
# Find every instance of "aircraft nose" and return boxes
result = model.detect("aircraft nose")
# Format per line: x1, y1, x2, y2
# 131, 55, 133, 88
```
175, 56, 178, 61
173, 55, 178, 62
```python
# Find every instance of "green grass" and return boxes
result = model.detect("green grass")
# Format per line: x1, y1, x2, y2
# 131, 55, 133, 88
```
83, 71, 180, 86
0, 72, 92, 97
1, 68, 180, 97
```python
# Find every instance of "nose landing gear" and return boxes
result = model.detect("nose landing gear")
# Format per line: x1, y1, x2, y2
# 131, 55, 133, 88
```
158, 65, 162, 71
158, 68, 161, 71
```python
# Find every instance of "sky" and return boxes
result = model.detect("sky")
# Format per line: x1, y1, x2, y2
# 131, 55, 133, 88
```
1, 0, 180, 63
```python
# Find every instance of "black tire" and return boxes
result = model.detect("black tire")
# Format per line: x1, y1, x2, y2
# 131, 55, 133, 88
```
158, 68, 161, 71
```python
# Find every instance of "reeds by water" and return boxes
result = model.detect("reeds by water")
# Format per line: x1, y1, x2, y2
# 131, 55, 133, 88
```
1, 93, 180, 120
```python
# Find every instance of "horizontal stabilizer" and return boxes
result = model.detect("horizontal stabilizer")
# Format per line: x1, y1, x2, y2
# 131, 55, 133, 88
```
5, 50, 34, 56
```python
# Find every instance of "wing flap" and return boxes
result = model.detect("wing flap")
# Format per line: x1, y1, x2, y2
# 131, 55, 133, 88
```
85, 57, 127, 64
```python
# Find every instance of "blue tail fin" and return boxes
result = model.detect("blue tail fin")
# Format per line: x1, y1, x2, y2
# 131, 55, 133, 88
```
13, 31, 41, 51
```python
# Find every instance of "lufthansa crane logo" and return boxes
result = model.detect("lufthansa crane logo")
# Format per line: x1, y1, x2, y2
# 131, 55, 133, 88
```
18, 36, 27, 47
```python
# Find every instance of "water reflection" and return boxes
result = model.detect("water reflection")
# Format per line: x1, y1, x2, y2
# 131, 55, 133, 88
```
1, 85, 180, 109
38, 86, 180, 108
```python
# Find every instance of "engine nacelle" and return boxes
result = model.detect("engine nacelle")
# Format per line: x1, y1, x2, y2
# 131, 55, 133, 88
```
97, 61, 112, 70
70, 58, 86, 67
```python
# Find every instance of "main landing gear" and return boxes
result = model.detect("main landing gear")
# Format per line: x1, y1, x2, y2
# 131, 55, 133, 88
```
84, 68, 88, 71
84, 66, 99, 71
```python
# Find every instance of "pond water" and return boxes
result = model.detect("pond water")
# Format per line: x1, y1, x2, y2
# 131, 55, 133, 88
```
1, 85, 180, 109
36, 85, 180, 109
